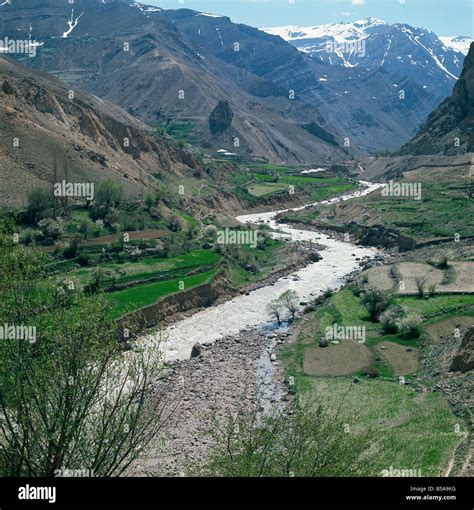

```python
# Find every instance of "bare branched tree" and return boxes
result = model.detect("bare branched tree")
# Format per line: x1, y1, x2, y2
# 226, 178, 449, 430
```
415, 276, 427, 299
266, 298, 284, 326
279, 290, 299, 321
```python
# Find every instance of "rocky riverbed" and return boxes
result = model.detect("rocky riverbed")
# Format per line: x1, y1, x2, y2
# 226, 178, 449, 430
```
132, 326, 291, 476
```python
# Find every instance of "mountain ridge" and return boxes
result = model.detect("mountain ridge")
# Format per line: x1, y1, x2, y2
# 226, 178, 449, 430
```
262, 17, 470, 100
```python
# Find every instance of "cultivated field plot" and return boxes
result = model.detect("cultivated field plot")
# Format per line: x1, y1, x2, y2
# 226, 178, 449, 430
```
303, 340, 373, 376
247, 182, 288, 197
364, 262, 474, 295
425, 316, 474, 343
301, 377, 465, 476
280, 178, 474, 242
375, 341, 419, 376
106, 269, 220, 319
81, 229, 169, 246
231, 166, 357, 202
282, 288, 472, 475
365, 265, 396, 291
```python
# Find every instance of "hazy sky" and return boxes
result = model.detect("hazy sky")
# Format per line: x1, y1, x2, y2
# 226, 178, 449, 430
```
145, 0, 473, 36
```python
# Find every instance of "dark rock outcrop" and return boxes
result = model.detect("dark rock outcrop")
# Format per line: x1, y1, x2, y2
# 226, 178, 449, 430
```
301, 122, 339, 146
209, 100, 234, 135
1, 80, 15, 95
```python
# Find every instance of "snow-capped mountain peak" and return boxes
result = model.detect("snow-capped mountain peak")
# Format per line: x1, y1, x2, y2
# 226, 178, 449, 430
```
439, 36, 473, 55
262, 18, 469, 98
263, 18, 388, 44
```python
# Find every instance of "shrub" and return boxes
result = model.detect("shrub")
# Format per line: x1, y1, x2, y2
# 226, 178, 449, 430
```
62, 237, 81, 259
19, 228, 43, 246
396, 314, 422, 339
103, 209, 119, 228
145, 192, 154, 210
37, 218, 63, 243
323, 288, 334, 298
347, 283, 362, 297
428, 283, 437, 297
169, 215, 184, 232
438, 256, 449, 269
76, 253, 91, 267
380, 306, 405, 334
361, 288, 391, 322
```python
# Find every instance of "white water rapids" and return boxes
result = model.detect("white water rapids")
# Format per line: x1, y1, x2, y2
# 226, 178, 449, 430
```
143, 181, 384, 361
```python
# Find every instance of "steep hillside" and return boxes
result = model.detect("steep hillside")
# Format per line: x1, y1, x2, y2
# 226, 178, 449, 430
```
1, 2, 468, 155
398, 43, 474, 155
152, 9, 443, 152
0, 55, 195, 207
0, 0, 349, 164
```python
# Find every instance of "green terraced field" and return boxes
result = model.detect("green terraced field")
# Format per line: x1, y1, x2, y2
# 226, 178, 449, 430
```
59, 250, 221, 288
106, 268, 220, 319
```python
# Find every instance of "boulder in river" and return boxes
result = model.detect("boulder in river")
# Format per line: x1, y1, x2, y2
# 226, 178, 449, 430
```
191, 342, 204, 358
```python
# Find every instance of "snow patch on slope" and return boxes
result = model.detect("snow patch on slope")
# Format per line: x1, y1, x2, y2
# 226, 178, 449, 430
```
132, 2, 162, 14
62, 9, 84, 38
199, 12, 224, 18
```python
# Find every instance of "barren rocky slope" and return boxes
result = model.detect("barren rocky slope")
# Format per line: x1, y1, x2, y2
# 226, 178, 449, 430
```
0, 55, 195, 206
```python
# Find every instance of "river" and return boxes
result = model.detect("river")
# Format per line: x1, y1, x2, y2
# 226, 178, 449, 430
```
143, 181, 384, 362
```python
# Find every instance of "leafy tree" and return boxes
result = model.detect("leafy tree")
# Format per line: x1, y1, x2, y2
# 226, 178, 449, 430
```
0, 234, 176, 477
95, 180, 123, 210
361, 288, 391, 322
198, 404, 375, 477
27, 187, 52, 222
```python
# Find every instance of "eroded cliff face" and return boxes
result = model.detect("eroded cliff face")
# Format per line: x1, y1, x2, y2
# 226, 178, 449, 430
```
451, 327, 474, 373
0, 56, 195, 206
